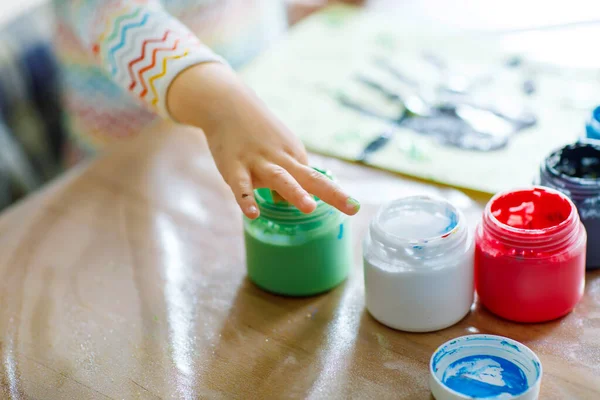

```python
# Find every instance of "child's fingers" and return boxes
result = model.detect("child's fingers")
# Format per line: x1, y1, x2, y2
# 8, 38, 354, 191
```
254, 162, 317, 214
289, 164, 361, 215
227, 167, 259, 219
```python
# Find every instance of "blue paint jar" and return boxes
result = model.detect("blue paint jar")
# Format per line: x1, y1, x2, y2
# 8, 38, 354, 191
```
430, 335, 542, 400
586, 106, 600, 140
539, 141, 600, 269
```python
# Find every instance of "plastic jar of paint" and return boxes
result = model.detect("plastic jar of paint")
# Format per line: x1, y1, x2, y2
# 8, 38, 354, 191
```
244, 177, 352, 296
475, 187, 586, 323
363, 196, 474, 332
539, 141, 600, 269
585, 106, 600, 140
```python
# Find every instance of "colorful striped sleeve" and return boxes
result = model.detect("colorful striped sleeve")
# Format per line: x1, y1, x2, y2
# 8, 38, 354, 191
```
62, 0, 226, 119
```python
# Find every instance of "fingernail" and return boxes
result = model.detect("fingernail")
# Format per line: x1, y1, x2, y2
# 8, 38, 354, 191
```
248, 205, 259, 217
303, 194, 316, 208
346, 197, 361, 213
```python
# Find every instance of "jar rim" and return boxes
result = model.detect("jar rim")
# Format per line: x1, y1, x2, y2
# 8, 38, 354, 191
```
253, 168, 336, 224
545, 141, 600, 187
370, 195, 462, 248
484, 187, 579, 246
254, 188, 334, 224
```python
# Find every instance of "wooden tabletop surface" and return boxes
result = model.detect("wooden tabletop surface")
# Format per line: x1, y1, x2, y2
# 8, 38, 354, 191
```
0, 122, 598, 399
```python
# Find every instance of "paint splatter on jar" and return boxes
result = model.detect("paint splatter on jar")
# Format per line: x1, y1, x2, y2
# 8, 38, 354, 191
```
475, 187, 586, 323
363, 196, 474, 332
539, 141, 600, 269
244, 169, 352, 296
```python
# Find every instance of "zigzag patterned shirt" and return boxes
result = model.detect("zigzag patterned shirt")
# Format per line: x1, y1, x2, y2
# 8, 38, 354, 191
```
53, 0, 286, 162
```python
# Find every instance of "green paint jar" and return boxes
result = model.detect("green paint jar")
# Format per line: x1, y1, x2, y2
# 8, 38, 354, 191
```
244, 174, 352, 296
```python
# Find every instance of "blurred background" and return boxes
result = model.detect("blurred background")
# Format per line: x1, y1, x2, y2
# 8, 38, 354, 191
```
0, 0, 598, 211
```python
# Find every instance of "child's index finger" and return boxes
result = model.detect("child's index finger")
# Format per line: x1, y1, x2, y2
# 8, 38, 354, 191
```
292, 165, 361, 215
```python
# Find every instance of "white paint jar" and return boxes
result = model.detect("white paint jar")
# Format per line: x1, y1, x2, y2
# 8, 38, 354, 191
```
363, 196, 474, 332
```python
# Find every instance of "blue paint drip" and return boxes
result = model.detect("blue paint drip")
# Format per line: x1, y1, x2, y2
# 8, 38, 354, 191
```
442, 355, 528, 398
433, 348, 460, 369
441, 209, 458, 234
337, 224, 344, 239
500, 340, 521, 353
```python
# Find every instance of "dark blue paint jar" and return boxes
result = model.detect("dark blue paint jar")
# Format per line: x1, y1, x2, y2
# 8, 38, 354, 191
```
539, 141, 600, 269
585, 106, 600, 140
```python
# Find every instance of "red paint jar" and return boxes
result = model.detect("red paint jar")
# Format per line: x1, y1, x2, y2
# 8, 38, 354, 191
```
475, 187, 586, 322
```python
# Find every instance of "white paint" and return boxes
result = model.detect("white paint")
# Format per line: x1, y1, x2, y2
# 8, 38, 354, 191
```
381, 208, 453, 240
363, 196, 474, 332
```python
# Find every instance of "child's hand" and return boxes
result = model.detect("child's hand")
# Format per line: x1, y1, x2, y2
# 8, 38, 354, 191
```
168, 63, 360, 219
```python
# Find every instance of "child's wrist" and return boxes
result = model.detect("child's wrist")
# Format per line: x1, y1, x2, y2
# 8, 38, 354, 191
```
166, 62, 247, 132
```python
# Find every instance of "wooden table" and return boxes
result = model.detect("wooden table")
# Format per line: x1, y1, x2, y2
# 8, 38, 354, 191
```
0, 122, 598, 399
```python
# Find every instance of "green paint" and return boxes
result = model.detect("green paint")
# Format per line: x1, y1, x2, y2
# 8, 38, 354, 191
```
334, 130, 362, 143
374, 32, 397, 50
244, 184, 352, 296
346, 198, 361, 213
319, 5, 354, 28
397, 140, 430, 162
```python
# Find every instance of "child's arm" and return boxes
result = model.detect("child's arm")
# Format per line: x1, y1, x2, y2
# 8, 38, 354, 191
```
62, 0, 360, 219
61, 0, 223, 118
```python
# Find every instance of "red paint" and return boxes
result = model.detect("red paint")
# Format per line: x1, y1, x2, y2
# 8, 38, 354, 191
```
490, 188, 572, 230
475, 187, 586, 322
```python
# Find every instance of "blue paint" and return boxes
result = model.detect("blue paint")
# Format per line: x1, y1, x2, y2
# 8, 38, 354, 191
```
441, 209, 458, 234
433, 348, 460, 369
500, 340, 521, 353
586, 106, 600, 140
442, 355, 528, 398
337, 224, 344, 239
